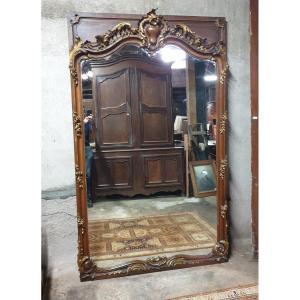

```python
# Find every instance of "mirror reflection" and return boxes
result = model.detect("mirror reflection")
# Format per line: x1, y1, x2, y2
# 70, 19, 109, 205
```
81, 44, 217, 267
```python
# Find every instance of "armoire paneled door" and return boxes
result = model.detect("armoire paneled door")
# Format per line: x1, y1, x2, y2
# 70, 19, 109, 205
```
89, 56, 184, 198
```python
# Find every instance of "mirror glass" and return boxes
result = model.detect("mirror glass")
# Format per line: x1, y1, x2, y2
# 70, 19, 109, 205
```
80, 44, 217, 268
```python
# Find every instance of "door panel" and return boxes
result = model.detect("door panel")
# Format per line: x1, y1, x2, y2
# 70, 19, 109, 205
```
137, 68, 173, 147
165, 158, 180, 183
111, 158, 132, 187
102, 112, 129, 144
146, 159, 163, 184
143, 153, 182, 187
140, 72, 167, 107
95, 69, 133, 148
142, 112, 168, 142
93, 154, 133, 189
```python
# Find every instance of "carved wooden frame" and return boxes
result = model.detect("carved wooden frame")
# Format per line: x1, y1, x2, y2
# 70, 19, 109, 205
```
68, 9, 229, 281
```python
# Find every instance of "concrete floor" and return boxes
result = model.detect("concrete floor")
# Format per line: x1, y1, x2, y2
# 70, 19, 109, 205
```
42, 196, 257, 300
88, 195, 217, 226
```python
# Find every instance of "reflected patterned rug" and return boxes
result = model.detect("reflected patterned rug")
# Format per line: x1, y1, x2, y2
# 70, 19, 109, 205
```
88, 212, 216, 261
168, 284, 258, 300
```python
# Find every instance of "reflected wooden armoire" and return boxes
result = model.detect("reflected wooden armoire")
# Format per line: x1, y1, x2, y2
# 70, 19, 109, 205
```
90, 54, 184, 198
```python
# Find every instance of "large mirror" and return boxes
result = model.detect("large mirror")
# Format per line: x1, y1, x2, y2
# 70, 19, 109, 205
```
81, 44, 217, 267
69, 9, 228, 281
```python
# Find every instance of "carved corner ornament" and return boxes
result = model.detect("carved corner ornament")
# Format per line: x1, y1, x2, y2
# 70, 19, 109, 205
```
220, 64, 229, 85
70, 14, 80, 25
216, 18, 225, 28
72, 112, 82, 137
219, 111, 228, 134
68, 9, 225, 76
75, 164, 84, 189
78, 256, 97, 280
212, 240, 229, 258
219, 158, 228, 180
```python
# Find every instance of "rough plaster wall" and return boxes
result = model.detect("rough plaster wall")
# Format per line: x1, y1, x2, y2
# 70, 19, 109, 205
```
42, 0, 251, 239
42, 18, 75, 190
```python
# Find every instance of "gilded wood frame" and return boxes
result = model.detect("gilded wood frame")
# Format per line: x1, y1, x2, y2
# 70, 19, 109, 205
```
68, 9, 229, 281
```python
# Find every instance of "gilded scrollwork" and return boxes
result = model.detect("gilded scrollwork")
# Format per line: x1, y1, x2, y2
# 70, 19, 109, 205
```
69, 9, 225, 64
147, 256, 168, 267
72, 112, 82, 137
220, 204, 228, 218
219, 158, 228, 180
219, 111, 228, 134
77, 216, 85, 235
68, 9, 229, 281
78, 256, 97, 281
213, 240, 229, 257
75, 164, 84, 189
69, 39, 84, 86
220, 64, 229, 84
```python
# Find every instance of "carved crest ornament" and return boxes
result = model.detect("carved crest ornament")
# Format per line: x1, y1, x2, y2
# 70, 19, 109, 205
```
69, 9, 226, 86
69, 9, 229, 281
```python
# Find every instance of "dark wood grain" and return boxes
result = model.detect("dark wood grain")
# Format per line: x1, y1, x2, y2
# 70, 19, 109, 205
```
90, 55, 182, 197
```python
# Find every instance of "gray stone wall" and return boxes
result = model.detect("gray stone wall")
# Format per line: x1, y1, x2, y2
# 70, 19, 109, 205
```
42, 0, 251, 239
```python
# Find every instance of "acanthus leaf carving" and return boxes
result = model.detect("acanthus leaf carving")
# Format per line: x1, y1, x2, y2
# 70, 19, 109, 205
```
220, 64, 229, 84
70, 9, 225, 59
72, 111, 82, 137
69, 39, 85, 86
75, 164, 84, 189
219, 111, 228, 134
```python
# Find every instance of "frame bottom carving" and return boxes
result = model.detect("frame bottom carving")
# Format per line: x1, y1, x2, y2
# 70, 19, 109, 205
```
79, 247, 229, 281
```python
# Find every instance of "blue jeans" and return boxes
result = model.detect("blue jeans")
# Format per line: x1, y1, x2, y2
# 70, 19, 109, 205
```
85, 146, 93, 199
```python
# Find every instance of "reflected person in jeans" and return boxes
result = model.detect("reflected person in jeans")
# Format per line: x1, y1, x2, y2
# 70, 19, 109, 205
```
84, 113, 94, 208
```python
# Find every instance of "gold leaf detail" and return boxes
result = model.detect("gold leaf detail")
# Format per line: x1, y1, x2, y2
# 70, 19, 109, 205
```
219, 111, 228, 134
220, 204, 228, 218
69, 39, 83, 86
72, 112, 82, 137
220, 64, 229, 85
219, 158, 228, 180
213, 240, 229, 257
80, 9, 224, 57
75, 164, 84, 189
77, 216, 85, 234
